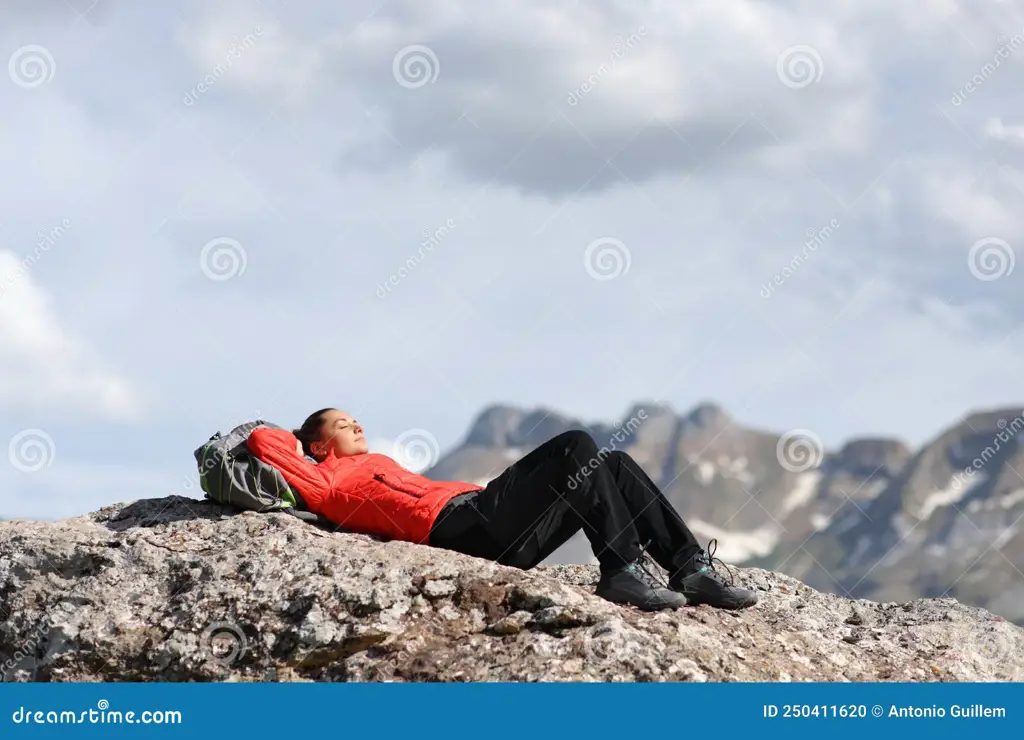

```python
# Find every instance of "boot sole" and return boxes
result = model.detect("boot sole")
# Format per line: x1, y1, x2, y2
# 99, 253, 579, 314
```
682, 595, 758, 610
595, 589, 688, 611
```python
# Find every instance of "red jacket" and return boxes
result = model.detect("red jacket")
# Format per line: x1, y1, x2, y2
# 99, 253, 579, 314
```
246, 426, 483, 543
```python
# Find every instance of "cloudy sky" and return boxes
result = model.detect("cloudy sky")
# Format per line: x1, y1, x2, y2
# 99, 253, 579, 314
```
1, 0, 1023, 520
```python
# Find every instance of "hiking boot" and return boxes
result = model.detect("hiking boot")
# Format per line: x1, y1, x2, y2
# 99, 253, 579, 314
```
669, 539, 758, 610
596, 560, 688, 611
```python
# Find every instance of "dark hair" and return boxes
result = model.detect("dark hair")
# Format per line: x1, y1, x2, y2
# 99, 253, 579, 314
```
292, 408, 335, 458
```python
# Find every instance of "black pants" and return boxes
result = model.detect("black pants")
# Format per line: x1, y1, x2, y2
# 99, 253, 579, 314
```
429, 430, 701, 574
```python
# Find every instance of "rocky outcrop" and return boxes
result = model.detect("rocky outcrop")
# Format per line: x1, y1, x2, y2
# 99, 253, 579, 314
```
2, 497, 1022, 682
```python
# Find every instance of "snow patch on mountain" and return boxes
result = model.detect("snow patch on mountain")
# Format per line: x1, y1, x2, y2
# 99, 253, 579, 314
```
917, 473, 987, 521
781, 471, 823, 516
695, 460, 715, 485
967, 487, 1024, 513
810, 512, 832, 530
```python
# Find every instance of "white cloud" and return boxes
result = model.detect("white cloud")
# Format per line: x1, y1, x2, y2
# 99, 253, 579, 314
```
922, 164, 1024, 240
985, 117, 1024, 147
325, 0, 877, 195
176, 14, 323, 105
0, 251, 141, 420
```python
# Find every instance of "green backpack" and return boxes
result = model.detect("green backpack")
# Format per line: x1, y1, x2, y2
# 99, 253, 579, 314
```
193, 420, 329, 525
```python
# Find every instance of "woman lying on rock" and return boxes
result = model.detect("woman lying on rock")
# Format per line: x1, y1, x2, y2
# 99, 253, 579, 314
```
247, 408, 758, 612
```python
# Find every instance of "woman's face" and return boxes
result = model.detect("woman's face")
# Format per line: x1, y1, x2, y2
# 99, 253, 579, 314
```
313, 410, 368, 459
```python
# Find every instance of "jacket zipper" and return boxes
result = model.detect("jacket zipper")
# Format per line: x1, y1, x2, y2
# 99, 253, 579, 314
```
373, 474, 423, 498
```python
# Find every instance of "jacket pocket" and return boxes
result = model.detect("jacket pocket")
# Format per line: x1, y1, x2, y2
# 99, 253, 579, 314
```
373, 473, 424, 499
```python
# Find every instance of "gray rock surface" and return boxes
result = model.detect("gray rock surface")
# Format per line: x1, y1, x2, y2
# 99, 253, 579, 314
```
2, 496, 1022, 682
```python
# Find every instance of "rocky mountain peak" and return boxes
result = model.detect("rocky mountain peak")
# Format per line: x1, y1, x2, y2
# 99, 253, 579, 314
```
681, 401, 732, 432
834, 437, 912, 479
622, 399, 676, 421
463, 404, 527, 447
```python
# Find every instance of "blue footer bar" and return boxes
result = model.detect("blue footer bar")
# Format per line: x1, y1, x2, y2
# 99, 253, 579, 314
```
2, 683, 1020, 738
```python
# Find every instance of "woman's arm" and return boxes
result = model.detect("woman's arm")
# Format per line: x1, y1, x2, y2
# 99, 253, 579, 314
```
246, 426, 333, 510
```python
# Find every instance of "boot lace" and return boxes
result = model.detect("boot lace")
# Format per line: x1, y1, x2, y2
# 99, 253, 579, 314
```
693, 538, 737, 585
629, 539, 670, 590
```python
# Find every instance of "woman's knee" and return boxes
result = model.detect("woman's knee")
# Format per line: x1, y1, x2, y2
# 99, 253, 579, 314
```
604, 449, 628, 464
552, 429, 600, 458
